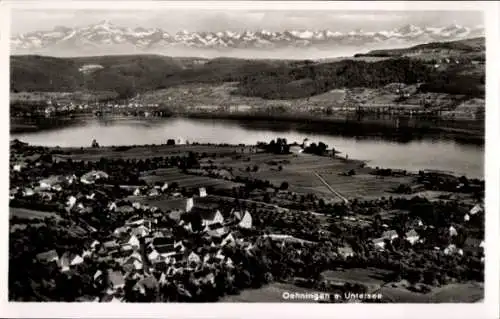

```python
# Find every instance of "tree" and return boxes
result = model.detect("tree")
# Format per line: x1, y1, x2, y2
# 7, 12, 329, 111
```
166, 139, 175, 146
280, 181, 289, 190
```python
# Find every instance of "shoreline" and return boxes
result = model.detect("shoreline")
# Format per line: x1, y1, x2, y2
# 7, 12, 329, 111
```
10, 112, 484, 145
12, 140, 484, 181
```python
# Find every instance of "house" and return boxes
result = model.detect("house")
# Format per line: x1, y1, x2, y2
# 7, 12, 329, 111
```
382, 230, 399, 241
372, 238, 386, 250
108, 270, 125, 291
148, 188, 160, 197
174, 240, 186, 252
67, 196, 77, 209
337, 245, 354, 258
103, 240, 119, 250
114, 226, 129, 236
121, 234, 140, 249
152, 236, 175, 249
81, 170, 109, 184
188, 252, 201, 264
470, 204, 483, 216
36, 249, 59, 264
133, 188, 141, 196
199, 187, 207, 198
161, 182, 169, 192
59, 252, 84, 272
193, 207, 224, 227
186, 197, 194, 212
405, 229, 420, 245
116, 205, 134, 214
205, 223, 228, 238
238, 211, 252, 229
464, 214, 470, 222
221, 233, 236, 247
38, 175, 65, 190
23, 187, 34, 197
93, 269, 103, 282
289, 145, 303, 154
444, 244, 463, 256
131, 225, 149, 238
123, 254, 143, 271
449, 226, 458, 237
148, 249, 160, 262
156, 245, 177, 258
108, 202, 118, 212
90, 240, 100, 250
132, 202, 142, 210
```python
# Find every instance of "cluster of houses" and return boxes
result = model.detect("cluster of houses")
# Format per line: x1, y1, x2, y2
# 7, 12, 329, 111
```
370, 203, 485, 261
34, 188, 256, 302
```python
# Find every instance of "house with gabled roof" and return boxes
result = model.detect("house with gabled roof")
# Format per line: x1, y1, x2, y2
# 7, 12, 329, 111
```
131, 225, 149, 238
470, 204, 483, 216
59, 252, 84, 272
187, 251, 201, 264
221, 233, 236, 247
36, 249, 59, 264
120, 234, 140, 250
372, 238, 386, 250
405, 229, 420, 245
382, 230, 399, 241
238, 211, 252, 229
449, 226, 458, 237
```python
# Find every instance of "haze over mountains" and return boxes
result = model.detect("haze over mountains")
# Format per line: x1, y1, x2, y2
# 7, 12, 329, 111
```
11, 20, 484, 59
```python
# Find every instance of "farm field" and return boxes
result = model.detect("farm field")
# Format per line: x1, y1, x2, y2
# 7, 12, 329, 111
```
10, 207, 60, 220
140, 168, 243, 190
222, 282, 325, 303
201, 152, 413, 199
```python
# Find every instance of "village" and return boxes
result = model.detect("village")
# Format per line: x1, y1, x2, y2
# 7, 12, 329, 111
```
8, 138, 485, 303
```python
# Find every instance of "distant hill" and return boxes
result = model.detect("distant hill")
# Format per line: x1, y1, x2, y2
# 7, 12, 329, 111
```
354, 37, 485, 61
10, 38, 485, 99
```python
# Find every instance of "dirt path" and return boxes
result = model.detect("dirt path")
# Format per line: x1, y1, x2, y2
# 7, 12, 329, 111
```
314, 172, 349, 204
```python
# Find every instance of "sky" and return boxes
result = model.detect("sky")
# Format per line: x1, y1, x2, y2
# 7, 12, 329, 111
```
11, 9, 483, 34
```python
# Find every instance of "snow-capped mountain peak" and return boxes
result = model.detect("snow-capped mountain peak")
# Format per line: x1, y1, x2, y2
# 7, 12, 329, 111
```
10, 22, 484, 57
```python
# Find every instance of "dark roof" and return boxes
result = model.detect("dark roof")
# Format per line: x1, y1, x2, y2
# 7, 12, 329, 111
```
208, 222, 224, 230
191, 207, 220, 221
153, 236, 174, 247
156, 244, 176, 254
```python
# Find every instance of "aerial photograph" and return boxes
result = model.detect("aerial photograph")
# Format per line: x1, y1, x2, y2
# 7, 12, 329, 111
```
8, 5, 485, 304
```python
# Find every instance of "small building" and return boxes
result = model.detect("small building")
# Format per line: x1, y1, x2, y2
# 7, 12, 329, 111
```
405, 229, 420, 245
449, 226, 458, 237
470, 204, 483, 216
289, 146, 304, 154
337, 245, 354, 258
238, 211, 253, 229
80, 170, 109, 184
187, 251, 201, 264
59, 252, 84, 272
199, 187, 207, 198
382, 230, 399, 241
36, 250, 59, 264
464, 214, 470, 222
372, 238, 386, 250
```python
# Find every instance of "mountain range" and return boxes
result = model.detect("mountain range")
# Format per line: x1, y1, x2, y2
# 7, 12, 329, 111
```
11, 21, 484, 58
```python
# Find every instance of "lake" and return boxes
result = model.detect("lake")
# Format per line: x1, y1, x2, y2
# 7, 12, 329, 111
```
11, 117, 484, 179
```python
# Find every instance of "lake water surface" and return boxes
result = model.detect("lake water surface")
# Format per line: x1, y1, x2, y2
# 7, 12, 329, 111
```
11, 117, 484, 179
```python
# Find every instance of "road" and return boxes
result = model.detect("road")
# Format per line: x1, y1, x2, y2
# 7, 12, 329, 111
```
314, 172, 349, 204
